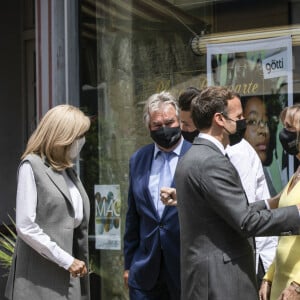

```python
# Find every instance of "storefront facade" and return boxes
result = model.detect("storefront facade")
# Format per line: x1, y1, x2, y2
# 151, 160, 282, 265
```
79, 2, 300, 297
1, 0, 300, 299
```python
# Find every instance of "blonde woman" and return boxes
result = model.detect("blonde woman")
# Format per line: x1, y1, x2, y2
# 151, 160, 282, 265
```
5, 105, 91, 300
259, 104, 300, 300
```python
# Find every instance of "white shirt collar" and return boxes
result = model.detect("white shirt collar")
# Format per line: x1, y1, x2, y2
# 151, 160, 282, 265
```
198, 132, 226, 155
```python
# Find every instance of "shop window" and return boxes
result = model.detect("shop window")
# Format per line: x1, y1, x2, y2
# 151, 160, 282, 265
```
79, 1, 300, 298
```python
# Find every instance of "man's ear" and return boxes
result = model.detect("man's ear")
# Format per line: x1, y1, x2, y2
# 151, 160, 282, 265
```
214, 112, 224, 127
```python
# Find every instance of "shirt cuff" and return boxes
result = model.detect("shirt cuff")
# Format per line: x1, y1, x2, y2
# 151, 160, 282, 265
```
264, 199, 270, 209
60, 253, 74, 270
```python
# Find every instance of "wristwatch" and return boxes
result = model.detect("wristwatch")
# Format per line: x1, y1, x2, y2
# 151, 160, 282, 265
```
291, 281, 300, 294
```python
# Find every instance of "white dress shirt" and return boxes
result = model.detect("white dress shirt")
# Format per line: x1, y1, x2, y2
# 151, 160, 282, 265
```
16, 162, 83, 270
227, 139, 277, 272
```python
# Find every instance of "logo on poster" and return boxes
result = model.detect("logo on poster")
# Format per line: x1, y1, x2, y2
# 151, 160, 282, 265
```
263, 49, 288, 79
96, 195, 121, 217
265, 58, 284, 74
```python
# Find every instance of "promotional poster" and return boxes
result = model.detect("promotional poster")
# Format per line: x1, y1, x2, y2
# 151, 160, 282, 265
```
94, 184, 121, 250
207, 36, 293, 193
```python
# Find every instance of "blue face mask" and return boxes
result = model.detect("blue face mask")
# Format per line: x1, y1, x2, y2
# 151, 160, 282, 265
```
150, 126, 181, 149
279, 128, 299, 155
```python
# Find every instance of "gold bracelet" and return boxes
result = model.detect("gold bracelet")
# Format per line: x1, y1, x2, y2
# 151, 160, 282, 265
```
291, 281, 300, 294
262, 279, 272, 286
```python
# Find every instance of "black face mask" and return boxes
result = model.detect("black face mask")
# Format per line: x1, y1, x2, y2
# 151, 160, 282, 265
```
279, 128, 299, 155
225, 118, 247, 146
181, 129, 199, 143
150, 126, 181, 149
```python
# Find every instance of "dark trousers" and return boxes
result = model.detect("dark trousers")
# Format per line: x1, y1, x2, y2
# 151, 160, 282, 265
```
129, 252, 180, 300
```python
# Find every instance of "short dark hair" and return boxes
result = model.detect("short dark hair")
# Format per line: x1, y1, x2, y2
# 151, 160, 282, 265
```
191, 86, 239, 130
178, 87, 201, 111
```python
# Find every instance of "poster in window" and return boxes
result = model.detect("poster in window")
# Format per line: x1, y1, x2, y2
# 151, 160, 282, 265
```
206, 36, 293, 194
94, 184, 121, 250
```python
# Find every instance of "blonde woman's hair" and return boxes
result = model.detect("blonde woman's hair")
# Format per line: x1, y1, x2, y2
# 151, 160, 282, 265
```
280, 104, 300, 131
280, 103, 300, 151
22, 104, 90, 170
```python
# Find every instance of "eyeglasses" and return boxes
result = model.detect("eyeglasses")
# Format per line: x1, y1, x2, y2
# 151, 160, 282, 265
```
246, 119, 269, 128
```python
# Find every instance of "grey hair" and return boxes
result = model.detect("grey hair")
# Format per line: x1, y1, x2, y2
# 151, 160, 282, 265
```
143, 91, 179, 127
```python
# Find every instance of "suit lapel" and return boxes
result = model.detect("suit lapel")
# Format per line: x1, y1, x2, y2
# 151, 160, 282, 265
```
66, 168, 90, 222
46, 165, 90, 224
45, 167, 73, 205
143, 145, 160, 217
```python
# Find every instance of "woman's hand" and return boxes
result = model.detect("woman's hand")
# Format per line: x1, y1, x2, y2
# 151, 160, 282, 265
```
267, 192, 281, 209
68, 258, 87, 277
277, 282, 300, 300
259, 279, 272, 300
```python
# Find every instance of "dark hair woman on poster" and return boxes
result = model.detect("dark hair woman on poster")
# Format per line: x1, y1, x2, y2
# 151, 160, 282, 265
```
241, 94, 281, 196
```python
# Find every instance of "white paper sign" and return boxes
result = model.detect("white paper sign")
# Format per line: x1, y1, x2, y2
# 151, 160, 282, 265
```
94, 184, 121, 250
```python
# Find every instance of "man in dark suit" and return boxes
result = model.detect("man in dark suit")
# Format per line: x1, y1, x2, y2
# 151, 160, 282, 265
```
123, 91, 191, 300
175, 86, 300, 300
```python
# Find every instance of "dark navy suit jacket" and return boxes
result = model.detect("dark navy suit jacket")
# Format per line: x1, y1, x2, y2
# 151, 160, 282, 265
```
124, 139, 191, 290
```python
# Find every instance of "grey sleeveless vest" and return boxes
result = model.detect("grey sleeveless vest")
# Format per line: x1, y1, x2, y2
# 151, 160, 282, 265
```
5, 154, 90, 300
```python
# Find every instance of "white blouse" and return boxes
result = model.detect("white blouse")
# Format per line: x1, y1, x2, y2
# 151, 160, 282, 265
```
226, 139, 278, 272
16, 162, 83, 270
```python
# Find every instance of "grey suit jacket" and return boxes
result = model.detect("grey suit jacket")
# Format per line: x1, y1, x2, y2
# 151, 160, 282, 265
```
175, 137, 300, 300
5, 154, 90, 300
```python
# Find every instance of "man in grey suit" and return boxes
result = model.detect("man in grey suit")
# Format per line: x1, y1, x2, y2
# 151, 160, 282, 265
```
175, 86, 300, 300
